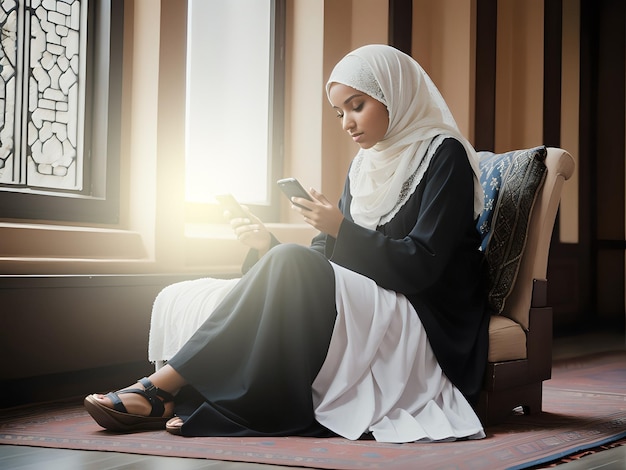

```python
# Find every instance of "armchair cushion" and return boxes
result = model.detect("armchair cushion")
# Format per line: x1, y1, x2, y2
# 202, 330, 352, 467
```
487, 315, 527, 362
477, 146, 547, 315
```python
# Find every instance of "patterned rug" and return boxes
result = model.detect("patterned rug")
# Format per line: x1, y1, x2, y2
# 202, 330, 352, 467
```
1, 351, 625, 470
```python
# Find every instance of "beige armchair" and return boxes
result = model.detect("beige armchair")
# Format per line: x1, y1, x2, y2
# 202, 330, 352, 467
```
475, 146, 575, 426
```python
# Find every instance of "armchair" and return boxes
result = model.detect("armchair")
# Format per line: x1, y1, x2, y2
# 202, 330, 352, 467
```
475, 146, 575, 426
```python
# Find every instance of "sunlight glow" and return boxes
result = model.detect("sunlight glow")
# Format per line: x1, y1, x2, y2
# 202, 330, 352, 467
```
185, 0, 272, 204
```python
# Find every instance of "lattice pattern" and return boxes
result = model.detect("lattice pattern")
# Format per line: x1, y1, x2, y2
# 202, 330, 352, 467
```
0, 0, 86, 190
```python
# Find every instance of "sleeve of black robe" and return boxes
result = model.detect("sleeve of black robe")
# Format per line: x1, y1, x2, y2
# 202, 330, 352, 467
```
314, 138, 479, 294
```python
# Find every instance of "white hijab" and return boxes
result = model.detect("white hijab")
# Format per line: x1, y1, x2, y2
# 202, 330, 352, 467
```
326, 44, 483, 229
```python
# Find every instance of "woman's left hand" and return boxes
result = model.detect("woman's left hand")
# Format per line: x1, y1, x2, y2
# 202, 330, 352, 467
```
226, 207, 272, 254
291, 188, 344, 238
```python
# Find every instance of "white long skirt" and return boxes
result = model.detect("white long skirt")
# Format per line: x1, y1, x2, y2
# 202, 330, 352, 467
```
312, 263, 485, 443
148, 262, 485, 443
148, 277, 240, 363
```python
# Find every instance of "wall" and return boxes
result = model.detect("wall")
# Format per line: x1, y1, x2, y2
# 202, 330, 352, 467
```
283, 0, 324, 222
559, 0, 580, 243
412, 0, 476, 141
494, 0, 545, 151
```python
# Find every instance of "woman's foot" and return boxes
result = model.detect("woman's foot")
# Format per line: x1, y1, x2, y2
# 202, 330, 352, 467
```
84, 377, 175, 432
165, 416, 184, 435
89, 381, 175, 417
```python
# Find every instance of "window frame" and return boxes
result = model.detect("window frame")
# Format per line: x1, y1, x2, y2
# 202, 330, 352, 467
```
0, 0, 123, 224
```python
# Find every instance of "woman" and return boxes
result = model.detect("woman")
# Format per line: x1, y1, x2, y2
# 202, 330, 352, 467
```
84, 44, 489, 443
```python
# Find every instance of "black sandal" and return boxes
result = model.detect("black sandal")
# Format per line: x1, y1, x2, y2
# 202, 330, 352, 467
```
84, 377, 174, 432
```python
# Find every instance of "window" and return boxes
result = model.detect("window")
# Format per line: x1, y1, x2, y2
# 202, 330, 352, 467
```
184, 0, 285, 222
0, 0, 122, 223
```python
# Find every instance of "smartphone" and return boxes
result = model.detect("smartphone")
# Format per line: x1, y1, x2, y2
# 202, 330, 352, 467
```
277, 177, 313, 210
215, 194, 248, 218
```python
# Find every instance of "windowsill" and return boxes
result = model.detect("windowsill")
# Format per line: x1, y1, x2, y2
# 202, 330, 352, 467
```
0, 221, 151, 275
0, 221, 317, 275
182, 222, 318, 271
185, 222, 317, 244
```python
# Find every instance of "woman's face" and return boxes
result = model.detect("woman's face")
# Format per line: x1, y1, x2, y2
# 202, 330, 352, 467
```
328, 83, 389, 149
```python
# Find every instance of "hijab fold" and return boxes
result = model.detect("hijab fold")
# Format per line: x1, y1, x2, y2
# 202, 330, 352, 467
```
326, 45, 483, 229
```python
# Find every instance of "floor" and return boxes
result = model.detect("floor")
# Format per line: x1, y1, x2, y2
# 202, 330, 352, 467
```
1, 331, 625, 470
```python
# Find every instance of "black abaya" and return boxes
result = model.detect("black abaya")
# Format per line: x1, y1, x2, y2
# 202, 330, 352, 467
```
167, 244, 338, 437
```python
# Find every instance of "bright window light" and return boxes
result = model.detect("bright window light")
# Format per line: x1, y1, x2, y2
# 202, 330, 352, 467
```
185, 0, 272, 204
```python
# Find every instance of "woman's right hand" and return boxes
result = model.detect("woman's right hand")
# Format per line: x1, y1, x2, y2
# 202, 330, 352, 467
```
225, 207, 272, 254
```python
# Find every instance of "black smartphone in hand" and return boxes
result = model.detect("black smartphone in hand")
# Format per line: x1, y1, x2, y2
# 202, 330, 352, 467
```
215, 194, 248, 218
277, 178, 313, 210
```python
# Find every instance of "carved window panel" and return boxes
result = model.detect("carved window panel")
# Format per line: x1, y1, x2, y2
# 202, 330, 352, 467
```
1, 0, 87, 191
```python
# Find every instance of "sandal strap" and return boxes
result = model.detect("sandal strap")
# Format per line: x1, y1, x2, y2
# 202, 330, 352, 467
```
138, 377, 175, 403
105, 390, 130, 414
137, 377, 174, 418
106, 377, 174, 418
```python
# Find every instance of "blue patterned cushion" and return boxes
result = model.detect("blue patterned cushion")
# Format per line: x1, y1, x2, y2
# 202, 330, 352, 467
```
477, 151, 513, 251
477, 146, 547, 314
